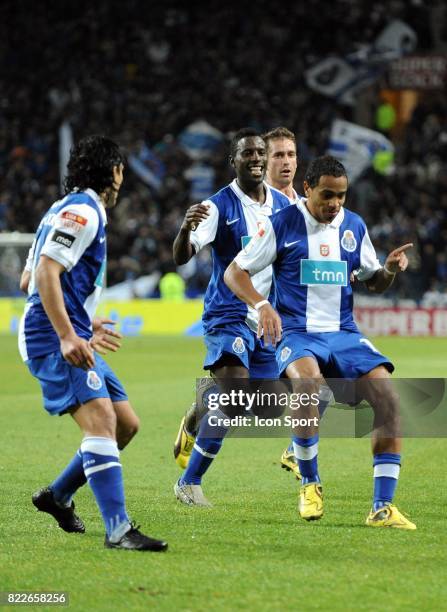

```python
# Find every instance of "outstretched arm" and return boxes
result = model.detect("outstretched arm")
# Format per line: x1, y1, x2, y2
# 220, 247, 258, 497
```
365, 243, 413, 294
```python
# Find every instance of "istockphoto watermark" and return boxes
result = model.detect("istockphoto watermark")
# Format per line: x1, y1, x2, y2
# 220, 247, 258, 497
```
195, 378, 447, 438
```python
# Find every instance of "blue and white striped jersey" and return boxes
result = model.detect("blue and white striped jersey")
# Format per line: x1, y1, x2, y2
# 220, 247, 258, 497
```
235, 199, 381, 333
19, 189, 107, 360
190, 179, 290, 333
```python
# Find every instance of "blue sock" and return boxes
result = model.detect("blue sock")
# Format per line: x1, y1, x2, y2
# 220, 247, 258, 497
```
287, 395, 330, 454
373, 453, 401, 511
292, 435, 320, 485
80, 436, 130, 541
317, 395, 331, 419
180, 410, 228, 485
49, 449, 86, 506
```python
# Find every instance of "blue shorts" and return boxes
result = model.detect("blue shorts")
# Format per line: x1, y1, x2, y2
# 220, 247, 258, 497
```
276, 330, 393, 379
27, 351, 128, 416
204, 323, 279, 379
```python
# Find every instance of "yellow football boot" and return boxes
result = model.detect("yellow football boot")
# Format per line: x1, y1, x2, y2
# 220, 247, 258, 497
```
173, 415, 195, 469
280, 448, 301, 480
299, 483, 323, 521
365, 504, 416, 530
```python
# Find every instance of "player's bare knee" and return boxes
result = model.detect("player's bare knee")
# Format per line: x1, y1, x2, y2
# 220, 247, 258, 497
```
75, 398, 117, 439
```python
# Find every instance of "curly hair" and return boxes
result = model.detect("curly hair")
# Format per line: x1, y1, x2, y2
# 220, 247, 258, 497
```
63, 135, 124, 194
304, 155, 347, 188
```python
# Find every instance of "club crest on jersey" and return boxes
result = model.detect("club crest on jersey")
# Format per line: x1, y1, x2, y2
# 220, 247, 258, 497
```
280, 346, 292, 362
256, 220, 266, 236
232, 337, 245, 354
341, 230, 357, 252
242, 222, 265, 250
86, 370, 102, 391
320, 244, 330, 257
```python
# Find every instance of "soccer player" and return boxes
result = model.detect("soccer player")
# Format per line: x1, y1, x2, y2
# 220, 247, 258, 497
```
18, 135, 168, 550
225, 155, 416, 529
264, 126, 300, 202
172, 128, 290, 506
263, 127, 334, 479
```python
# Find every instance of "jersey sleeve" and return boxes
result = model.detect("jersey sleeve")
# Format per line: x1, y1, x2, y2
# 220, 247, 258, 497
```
356, 228, 382, 281
234, 216, 277, 275
189, 200, 219, 253
40, 204, 100, 272
24, 238, 36, 272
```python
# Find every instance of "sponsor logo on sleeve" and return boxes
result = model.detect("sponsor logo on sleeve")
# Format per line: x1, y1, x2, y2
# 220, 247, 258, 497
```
86, 370, 103, 390
61, 211, 88, 225
51, 230, 76, 249
341, 229, 357, 252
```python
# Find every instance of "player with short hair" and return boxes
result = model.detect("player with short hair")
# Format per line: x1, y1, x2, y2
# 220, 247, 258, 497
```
225, 155, 416, 529
263, 126, 300, 202
263, 127, 334, 479
19, 135, 167, 550
172, 128, 290, 506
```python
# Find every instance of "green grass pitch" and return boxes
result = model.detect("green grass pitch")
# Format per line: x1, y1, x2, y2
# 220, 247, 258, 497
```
1, 334, 446, 611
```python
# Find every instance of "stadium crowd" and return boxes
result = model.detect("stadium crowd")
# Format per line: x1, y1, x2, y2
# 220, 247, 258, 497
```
0, 0, 446, 302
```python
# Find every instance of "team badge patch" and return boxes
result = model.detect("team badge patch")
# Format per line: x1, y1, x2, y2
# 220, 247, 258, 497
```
232, 337, 246, 354
86, 370, 103, 391
256, 220, 266, 236
280, 346, 292, 362
320, 244, 330, 257
341, 230, 357, 252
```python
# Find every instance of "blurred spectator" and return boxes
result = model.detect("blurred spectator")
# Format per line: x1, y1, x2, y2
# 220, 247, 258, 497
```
0, 0, 445, 302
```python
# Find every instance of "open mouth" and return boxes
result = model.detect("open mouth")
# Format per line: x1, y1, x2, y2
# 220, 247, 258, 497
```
249, 165, 264, 177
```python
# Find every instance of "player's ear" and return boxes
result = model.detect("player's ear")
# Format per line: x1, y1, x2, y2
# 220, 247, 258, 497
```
229, 155, 235, 168
303, 180, 310, 196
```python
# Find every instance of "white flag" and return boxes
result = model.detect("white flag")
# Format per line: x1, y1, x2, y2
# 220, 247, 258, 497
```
328, 119, 394, 182
305, 20, 417, 105
59, 121, 73, 194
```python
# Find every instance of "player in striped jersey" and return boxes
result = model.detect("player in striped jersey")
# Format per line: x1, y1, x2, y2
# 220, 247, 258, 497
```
19, 135, 167, 550
263, 127, 334, 479
172, 128, 290, 506
225, 155, 416, 529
